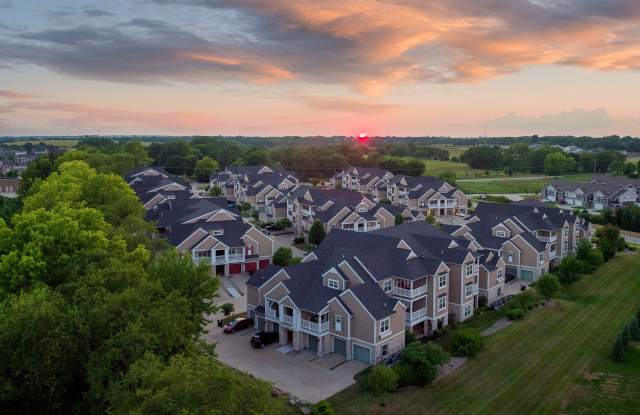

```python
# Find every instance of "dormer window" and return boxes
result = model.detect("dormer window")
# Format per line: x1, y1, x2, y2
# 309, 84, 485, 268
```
209, 230, 224, 236
496, 230, 506, 238
327, 279, 340, 290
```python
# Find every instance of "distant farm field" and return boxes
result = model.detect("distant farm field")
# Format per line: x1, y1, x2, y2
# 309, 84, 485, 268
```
331, 253, 640, 415
8, 139, 79, 147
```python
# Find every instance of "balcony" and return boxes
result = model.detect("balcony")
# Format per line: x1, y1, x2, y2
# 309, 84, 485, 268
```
227, 254, 244, 262
300, 319, 329, 334
265, 308, 278, 319
280, 314, 294, 326
406, 307, 428, 322
393, 285, 427, 298
537, 234, 558, 243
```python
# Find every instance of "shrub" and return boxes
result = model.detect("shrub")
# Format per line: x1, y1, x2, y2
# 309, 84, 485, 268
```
239, 202, 252, 212
311, 400, 336, 415
288, 257, 302, 265
208, 185, 222, 196
452, 329, 484, 357
395, 342, 449, 386
425, 215, 436, 225
405, 329, 417, 345
478, 296, 488, 309
363, 365, 398, 394
536, 274, 560, 300
221, 303, 235, 316
394, 214, 404, 225
272, 247, 293, 266
506, 308, 525, 320
274, 218, 292, 231
293, 236, 305, 244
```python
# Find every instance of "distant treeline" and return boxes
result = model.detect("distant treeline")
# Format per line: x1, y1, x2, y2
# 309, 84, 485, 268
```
147, 137, 429, 178
461, 144, 635, 176
3, 134, 640, 152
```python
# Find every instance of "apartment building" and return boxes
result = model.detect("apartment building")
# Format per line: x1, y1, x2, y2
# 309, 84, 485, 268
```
246, 221, 498, 364
127, 167, 274, 276
387, 175, 469, 217
448, 200, 591, 283
332, 167, 469, 218
330, 166, 394, 194
286, 186, 422, 236
543, 175, 640, 210
210, 165, 298, 214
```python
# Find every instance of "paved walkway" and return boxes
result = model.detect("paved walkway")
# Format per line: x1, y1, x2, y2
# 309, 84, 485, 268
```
272, 234, 306, 257
481, 318, 514, 337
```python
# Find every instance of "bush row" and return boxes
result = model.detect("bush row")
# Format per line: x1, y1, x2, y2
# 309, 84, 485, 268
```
611, 310, 640, 362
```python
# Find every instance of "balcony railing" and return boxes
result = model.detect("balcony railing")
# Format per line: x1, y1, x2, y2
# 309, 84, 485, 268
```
300, 319, 329, 333
227, 254, 244, 262
393, 285, 427, 298
265, 308, 278, 319
280, 314, 294, 326
406, 307, 428, 322
538, 234, 558, 243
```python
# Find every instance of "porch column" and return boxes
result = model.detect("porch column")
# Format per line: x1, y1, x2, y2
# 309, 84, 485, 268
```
317, 336, 324, 357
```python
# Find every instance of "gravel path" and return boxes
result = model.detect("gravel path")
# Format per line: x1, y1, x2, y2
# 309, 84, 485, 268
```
481, 317, 514, 337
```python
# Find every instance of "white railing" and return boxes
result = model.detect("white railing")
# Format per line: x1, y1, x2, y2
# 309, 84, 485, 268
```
472, 284, 479, 296
393, 285, 427, 298
300, 319, 329, 333
227, 254, 244, 262
265, 308, 278, 319
406, 307, 428, 322
280, 314, 294, 325
538, 234, 558, 243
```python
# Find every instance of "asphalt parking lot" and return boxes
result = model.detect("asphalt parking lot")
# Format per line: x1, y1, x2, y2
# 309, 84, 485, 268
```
204, 325, 367, 403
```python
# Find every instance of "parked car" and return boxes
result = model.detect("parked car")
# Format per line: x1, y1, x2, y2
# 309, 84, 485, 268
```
250, 331, 279, 348
223, 317, 253, 333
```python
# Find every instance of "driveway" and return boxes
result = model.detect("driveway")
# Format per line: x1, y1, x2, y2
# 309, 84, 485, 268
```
272, 234, 306, 257
204, 326, 367, 403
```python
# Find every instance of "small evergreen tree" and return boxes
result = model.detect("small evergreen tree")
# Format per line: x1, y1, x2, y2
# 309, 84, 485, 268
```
394, 214, 404, 225
308, 220, 326, 245
611, 335, 626, 362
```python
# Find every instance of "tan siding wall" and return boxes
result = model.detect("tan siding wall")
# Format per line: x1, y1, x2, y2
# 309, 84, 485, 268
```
328, 300, 349, 337
265, 283, 289, 302
340, 292, 375, 343
322, 270, 345, 290
244, 227, 273, 256
247, 285, 258, 307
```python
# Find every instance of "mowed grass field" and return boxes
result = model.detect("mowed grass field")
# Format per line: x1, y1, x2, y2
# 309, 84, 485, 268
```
423, 159, 505, 178
330, 253, 640, 415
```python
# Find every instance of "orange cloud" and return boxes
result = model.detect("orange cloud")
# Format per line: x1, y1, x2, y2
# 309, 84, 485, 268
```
181, 52, 293, 84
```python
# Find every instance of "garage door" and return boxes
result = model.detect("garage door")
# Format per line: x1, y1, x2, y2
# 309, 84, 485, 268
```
259, 259, 270, 269
228, 263, 242, 274
245, 261, 257, 273
333, 338, 346, 356
520, 269, 534, 282
352, 344, 371, 365
308, 336, 318, 353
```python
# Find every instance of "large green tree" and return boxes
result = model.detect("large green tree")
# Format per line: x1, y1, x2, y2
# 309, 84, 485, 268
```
193, 156, 219, 182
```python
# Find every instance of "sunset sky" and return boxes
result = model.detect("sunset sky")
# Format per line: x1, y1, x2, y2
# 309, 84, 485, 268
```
1, 0, 640, 136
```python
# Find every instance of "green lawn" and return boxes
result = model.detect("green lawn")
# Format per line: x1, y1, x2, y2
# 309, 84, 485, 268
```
423, 159, 505, 178
457, 178, 549, 194
330, 253, 640, 415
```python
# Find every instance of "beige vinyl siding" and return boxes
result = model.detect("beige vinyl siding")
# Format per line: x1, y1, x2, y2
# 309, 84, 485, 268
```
340, 291, 375, 343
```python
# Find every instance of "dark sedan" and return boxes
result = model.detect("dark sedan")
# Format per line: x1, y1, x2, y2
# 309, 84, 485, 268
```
250, 331, 279, 348
223, 317, 253, 333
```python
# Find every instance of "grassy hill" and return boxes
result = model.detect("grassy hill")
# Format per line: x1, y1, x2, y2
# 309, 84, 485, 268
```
330, 253, 640, 415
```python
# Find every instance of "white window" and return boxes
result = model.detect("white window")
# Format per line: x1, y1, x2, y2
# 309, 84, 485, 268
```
464, 305, 472, 318
497, 268, 504, 283
538, 252, 544, 264
496, 230, 506, 237
335, 315, 342, 332
438, 294, 447, 311
465, 263, 474, 277
465, 283, 473, 298
328, 279, 339, 290
210, 230, 223, 236
357, 206, 367, 213
438, 273, 447, 289
380, 318, 390, 336
563, 228, 568, 237
381, 344, 389, 358
383, 280, 392, 292
507, 252, 514, 263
